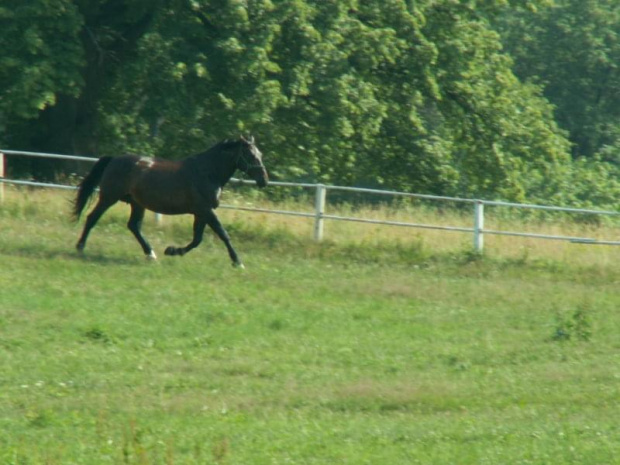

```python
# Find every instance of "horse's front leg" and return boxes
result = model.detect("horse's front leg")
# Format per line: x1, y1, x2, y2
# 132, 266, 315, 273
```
164, 211, 243, 267
164, 215, 206, 257
203, 209, 243, 268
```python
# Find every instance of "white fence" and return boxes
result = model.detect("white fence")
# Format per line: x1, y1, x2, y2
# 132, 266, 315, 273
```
1, 149, 620, 252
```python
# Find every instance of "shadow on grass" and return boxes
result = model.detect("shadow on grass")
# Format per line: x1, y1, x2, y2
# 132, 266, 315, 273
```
0, 243, 148, 266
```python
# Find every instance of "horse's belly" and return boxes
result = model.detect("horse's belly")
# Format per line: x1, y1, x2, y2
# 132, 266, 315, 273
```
131, 177, 193, 215
136, 193, 191, 215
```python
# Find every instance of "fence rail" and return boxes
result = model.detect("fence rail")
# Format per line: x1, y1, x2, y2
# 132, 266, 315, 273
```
1, 149, 620, 251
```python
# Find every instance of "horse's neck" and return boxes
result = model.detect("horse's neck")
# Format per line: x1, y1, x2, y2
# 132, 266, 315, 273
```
193, 147, 237, 186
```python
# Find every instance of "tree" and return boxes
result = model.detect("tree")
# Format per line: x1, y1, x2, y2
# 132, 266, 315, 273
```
497, 0, 620, 160
2, 0, 163, 156
0, 0, 83, 143
2, 0, 590, 205
419, 0, 571, 200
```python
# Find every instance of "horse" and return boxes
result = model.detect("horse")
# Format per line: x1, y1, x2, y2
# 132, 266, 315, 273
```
73, 136, 268, 267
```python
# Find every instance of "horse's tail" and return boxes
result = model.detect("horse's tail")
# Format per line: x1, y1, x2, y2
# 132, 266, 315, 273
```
73, 156, 113, 220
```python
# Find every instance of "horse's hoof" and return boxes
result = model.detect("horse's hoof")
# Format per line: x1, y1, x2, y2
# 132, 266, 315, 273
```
233, 262, 245, 270
146, 250, 158, 260
164, 246, 176, 256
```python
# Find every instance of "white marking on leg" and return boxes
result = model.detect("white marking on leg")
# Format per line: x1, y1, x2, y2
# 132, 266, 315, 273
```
146, 250, 157, 260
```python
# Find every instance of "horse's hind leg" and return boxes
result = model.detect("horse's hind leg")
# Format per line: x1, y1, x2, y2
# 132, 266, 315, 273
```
127, 203, 156, 259
76, 198, 116, 253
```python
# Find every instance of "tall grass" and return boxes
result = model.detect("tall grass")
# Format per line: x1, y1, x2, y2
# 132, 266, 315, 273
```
2, 185, 620, 266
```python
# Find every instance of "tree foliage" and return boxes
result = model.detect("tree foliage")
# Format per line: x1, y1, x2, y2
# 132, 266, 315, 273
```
497, 0, 620, 160
2, 0, 620, 207
0, 1, 83, 123
495, 0, 620, 206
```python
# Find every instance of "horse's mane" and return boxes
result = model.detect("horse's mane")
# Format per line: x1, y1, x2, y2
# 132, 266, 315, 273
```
196, 139, 241, 159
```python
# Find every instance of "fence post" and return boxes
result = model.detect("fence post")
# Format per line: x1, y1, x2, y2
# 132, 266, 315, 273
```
474, 200, 484, 253
0, 152, 4, 202
314, 184, 326, 241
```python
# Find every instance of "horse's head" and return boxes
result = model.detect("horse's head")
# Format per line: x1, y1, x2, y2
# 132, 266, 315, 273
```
237, 135, 268, 188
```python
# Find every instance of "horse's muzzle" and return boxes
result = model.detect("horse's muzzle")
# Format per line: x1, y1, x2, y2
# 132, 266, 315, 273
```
253, 168, 269, 188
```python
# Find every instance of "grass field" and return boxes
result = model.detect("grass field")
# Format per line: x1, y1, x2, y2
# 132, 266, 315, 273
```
1, 187, 620, 464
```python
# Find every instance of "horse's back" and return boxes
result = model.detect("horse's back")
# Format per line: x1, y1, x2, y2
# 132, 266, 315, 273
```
126, 156, 196, 214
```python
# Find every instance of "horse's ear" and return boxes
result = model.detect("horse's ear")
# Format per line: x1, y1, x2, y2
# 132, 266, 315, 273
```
249, 135, 255, 144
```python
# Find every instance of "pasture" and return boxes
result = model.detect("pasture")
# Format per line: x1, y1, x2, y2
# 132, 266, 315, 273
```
1, 187, 620, 464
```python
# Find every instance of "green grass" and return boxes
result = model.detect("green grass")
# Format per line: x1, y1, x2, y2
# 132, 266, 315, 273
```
1, 187, 620, 464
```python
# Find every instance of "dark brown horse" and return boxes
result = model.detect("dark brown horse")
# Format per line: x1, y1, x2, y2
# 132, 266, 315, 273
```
73, 136, 268, 267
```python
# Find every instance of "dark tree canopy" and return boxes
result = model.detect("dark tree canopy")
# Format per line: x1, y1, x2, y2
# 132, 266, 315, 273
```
2, 0, 620, 207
